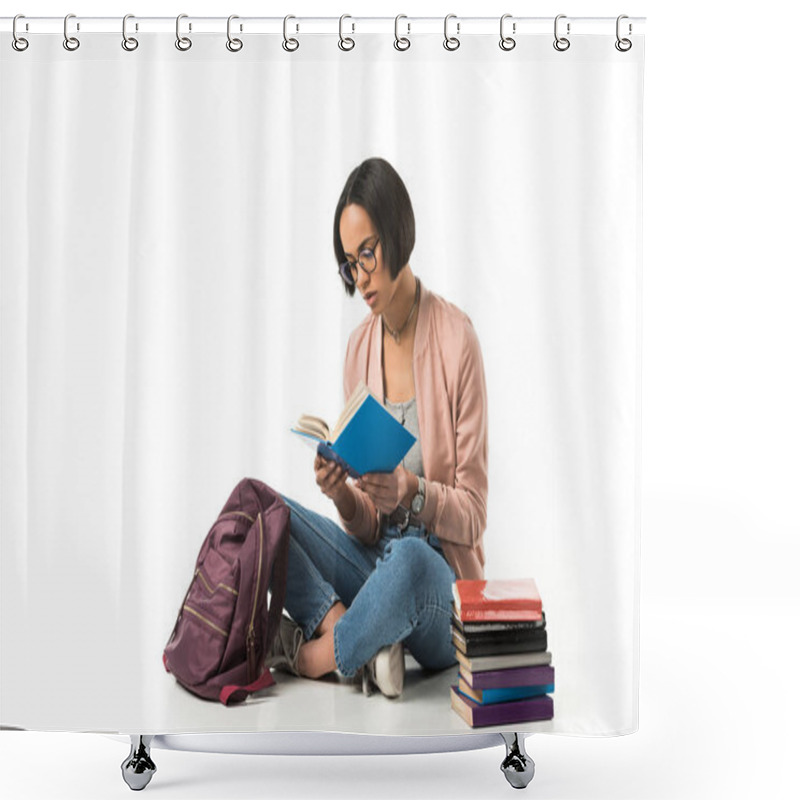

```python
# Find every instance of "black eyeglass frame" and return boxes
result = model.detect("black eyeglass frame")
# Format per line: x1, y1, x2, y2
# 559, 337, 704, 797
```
339, 236, 381, 287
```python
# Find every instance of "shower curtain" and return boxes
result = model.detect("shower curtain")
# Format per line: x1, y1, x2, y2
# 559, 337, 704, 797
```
0, 17, 643, 737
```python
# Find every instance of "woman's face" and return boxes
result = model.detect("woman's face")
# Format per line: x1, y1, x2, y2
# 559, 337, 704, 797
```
339, 203, 397, 316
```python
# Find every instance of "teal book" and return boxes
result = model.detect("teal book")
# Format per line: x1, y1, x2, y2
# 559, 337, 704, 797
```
457, 676, 554, 705
292, 380, 416, 479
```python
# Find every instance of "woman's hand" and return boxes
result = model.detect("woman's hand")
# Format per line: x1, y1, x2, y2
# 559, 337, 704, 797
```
314, 454, 349, 502
356, 466, 413, 515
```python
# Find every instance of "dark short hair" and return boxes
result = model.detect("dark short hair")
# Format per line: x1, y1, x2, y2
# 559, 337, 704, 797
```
333, 158, 416, 296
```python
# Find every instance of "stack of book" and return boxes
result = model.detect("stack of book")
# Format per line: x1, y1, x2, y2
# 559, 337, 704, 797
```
449, 578, 555, 728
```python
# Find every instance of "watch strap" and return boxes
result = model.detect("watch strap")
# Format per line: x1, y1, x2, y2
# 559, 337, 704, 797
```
411, 477, 426, 515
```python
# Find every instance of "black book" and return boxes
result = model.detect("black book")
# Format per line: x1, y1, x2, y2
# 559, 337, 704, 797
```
452, 611, 546, 637
452, 625, 548, 658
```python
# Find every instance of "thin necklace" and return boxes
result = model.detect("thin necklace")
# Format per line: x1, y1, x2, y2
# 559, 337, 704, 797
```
383, 277, 420, 344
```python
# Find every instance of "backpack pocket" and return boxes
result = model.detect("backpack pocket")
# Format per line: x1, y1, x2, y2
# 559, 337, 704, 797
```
165, 548, 241, 686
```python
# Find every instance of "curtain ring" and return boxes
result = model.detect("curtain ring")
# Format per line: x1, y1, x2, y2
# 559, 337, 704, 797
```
394, 14, 411, 51
175, 14, 192, 51
615, 15, 632, 52
226, 15, 243, 52
122, 14, 139, 52
443, 14, 460, 51
339, 14, 355, 51
12, 14, 29, 52
63, 13, 80, 51
553, 14, 570, 52
283, 15, 299, 51
499, 14, 516, 51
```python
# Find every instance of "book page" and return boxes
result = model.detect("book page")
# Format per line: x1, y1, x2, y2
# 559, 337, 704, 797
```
331, 379, 369, 442
294, 414, 330, 441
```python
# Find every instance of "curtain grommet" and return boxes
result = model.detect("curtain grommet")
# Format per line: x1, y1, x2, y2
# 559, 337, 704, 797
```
121, 14, 139, 52
499, 14, 516, 51
12, 14, 29, 52
63, 13, 80, 51
553, 14, 570, 52
443, 14, 460, 51
226, 15, 243, 52
175, 14, 192, 51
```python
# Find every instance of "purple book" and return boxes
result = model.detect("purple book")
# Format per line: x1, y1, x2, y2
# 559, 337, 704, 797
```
461, 664, 555, 690
450, 686, 554, 728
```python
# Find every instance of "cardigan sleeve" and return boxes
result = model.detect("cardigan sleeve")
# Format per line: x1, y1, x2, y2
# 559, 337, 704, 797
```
416, 318, 489, 548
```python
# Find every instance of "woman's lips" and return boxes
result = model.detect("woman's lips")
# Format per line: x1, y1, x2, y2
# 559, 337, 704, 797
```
365, 291, 378, 307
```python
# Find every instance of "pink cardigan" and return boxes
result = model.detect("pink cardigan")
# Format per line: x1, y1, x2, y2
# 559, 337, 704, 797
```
339, 279, 488, 581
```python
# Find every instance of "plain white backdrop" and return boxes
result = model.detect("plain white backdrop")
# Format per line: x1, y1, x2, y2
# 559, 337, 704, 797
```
1, 1, 798, 798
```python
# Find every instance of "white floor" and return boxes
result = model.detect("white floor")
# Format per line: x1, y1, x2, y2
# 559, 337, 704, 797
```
2, 592, 797, 799
128, 652, 554, 737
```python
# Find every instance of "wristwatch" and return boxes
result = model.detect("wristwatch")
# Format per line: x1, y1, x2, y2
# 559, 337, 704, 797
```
411, 477, 426, 517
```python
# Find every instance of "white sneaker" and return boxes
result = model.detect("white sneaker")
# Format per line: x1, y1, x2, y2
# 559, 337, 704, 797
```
362, 642, 405, 698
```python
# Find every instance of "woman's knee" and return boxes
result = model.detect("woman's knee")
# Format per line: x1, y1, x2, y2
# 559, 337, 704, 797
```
382, 536, 431, 577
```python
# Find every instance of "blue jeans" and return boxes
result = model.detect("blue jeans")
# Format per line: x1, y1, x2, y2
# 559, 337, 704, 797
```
279, 494, 458, 678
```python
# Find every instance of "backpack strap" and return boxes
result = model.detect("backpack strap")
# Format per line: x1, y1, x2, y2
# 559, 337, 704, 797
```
219, 668, 276, 706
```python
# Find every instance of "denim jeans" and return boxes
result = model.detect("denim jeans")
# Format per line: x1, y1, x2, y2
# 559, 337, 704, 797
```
279, 494, 458, 678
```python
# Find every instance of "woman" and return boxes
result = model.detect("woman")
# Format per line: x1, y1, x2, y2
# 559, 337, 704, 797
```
267, 157, 489, 698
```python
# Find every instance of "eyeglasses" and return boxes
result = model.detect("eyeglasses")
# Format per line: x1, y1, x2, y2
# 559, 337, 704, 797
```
339, 237, 380, 287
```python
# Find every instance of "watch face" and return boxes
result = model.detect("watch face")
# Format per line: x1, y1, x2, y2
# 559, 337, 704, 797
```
412, 494, 423, 514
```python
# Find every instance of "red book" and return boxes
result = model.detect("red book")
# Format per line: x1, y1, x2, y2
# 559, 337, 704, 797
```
453, 578, 542, 622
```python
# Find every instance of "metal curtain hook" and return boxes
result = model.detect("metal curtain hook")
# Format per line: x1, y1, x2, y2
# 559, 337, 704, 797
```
175, 13, 192, 51
394, 14, 410, 51
283, 15, 299, 51
12, 14, 29, 51
500, 14, 516, 51
227, 15, 243, 52
122, 14, 139, 51
444, 14, 460, 51
615, 15, 632, 51
63, 13, 80, 51
339, 14, 355, 51
553, 14, 570, 52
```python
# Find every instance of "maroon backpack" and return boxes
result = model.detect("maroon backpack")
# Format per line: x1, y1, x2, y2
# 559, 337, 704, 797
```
163, 478, 290, 705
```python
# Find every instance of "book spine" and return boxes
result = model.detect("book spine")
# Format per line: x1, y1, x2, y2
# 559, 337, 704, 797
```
463, 665, 555, 690
450, 686, 554, 727
458, 678, 554, 705
457, 608, 543, 622
453, 631, 548, 658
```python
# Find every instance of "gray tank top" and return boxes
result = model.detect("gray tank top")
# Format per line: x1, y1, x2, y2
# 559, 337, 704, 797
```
382, 397, 439, 545
384, 396, 424, 478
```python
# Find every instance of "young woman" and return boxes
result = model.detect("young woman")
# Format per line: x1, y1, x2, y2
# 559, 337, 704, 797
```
267, 157, 489, 698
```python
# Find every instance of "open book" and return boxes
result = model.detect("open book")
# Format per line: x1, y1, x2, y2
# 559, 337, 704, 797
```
291, 380, 416, 478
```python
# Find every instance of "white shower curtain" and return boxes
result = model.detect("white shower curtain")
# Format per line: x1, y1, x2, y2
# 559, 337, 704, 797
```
1, 20, 643, 736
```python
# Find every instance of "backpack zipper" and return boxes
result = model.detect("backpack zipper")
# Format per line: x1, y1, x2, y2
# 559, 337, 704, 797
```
182, 604, 228, 637
246, 513, 264, 680
218, 510, 255, 523
195, 568, 239, 597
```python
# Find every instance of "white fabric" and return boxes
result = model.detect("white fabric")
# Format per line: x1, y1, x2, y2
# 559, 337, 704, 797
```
0, 29, 643, 735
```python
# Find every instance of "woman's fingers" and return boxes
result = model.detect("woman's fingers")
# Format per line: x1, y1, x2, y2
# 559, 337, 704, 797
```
315, 458, 349, 498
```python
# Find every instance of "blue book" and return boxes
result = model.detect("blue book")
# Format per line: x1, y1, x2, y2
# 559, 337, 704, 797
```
291, 380, 416, 479
457, 676, 555, 705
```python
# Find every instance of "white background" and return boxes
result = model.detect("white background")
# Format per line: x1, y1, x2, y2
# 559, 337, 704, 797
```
1, 1, 798, 799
